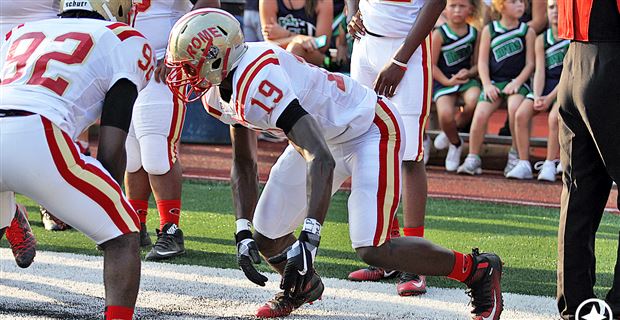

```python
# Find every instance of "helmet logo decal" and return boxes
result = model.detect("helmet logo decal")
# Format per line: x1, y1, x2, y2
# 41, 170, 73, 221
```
186, 27, 224, 60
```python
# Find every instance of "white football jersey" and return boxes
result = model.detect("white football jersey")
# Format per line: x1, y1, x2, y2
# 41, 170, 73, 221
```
0, 19, 155, 140
203, 43, 377, 144
134, 0, 192, 60
0, 0, 60, 42
359, 0, 425, 38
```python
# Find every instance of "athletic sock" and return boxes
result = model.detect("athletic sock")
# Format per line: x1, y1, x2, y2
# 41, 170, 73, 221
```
128, 199, 149, 225
104, 305, 133, 320
156, 199, 181, 229
390, 216, 401, 238
447, 250, 474, 283
403, 226, 424, 238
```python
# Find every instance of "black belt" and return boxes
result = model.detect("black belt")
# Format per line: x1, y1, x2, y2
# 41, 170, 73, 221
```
366, 30, 385, 38
0, 110, 34, 117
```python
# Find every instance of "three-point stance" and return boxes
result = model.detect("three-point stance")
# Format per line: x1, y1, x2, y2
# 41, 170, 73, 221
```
166, 9, 504, 320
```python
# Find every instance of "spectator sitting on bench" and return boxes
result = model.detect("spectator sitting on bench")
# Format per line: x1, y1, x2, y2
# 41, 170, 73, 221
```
431, 0, 481, 172
506, 0, 568, 181
457, 0, 535, 176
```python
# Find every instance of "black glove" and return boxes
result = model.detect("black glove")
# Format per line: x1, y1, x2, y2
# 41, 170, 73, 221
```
235, 229, 268, 286
268, 222, 320, 296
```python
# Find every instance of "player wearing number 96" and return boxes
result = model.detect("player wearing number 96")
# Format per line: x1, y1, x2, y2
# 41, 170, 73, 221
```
0, 1, 154, 319
166, 8, 504, 320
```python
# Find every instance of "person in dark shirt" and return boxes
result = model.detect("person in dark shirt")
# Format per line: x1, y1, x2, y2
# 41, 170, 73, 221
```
556, 0, 620, 318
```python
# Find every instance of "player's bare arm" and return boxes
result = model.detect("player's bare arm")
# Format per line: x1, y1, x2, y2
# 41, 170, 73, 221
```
98, 79, 139, 184
374, 0, 446, 97
230, 123, 269, 286
268, 101, 335, 297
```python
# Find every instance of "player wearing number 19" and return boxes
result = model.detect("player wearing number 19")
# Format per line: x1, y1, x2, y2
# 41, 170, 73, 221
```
0, 1, 154, 319
166, 9, 505, 319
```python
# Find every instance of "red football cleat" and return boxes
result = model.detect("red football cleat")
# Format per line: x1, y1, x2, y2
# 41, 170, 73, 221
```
465, 249, 503, 320
396, 273, 427, 296
5, 204, 36, 268
348, 266, 400, 282
256, 272, 324, 318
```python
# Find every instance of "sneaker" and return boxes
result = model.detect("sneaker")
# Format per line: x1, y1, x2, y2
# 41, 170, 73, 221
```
348, 266, 400, 282
5, 204, 36, 268
464, 248, 503, 320
434, 132, 450, 150
256, 272, 324, 318
445, 142, 463, 172
258, 131, 287, 143
145, 223, 185, 261
457, 154, 482, 175
506, 160, 533, 180
535, 160, 557, 182
396, 273, 427, 296
40, 206, 71, 231
423, 134, 431, 165
139, 222, 152, 248
503, 149, 519, 176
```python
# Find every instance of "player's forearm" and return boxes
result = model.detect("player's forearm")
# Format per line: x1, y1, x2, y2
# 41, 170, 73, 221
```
393, 0, 446, 64
304, 153, 335, 225
231, 158, 259, 221
346, 0, 360, 22
97, 126, 128, 185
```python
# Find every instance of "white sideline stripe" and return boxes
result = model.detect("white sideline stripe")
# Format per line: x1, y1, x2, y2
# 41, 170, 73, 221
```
0, 249, 557, 319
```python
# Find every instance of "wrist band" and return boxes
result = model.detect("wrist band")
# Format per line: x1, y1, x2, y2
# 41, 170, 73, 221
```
236, 219, 252, 234
391, 58, 408, 71
302, 218, 322, 236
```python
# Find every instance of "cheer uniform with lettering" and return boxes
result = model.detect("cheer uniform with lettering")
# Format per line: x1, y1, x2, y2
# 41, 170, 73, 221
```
432, 23, 480, 101
525, 28, 569, 103
125, 0, 192, 177
204, 42, 405, 248
0, 19, 154, 241
351, 0, 432, 162
479, 21, 531, 102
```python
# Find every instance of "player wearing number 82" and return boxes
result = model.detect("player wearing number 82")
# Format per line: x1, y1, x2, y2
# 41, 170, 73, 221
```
166, 8, 504, 319
0, 1, 155, 319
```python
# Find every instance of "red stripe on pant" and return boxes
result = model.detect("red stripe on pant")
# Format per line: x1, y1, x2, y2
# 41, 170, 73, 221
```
372, 100, 402, 246
416, 36, 432, 160
42, 118, 138, 233
167, 96, 186, 168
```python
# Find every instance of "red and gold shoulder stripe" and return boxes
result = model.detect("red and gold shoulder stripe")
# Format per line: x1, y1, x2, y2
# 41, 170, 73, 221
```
106, 23, 145, 41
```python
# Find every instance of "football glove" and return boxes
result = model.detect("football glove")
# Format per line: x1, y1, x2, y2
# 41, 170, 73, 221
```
269, 218, 321, 296
235, 228, 268, 287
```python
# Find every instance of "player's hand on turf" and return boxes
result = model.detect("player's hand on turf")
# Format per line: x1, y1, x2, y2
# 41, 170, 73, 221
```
374, 62, 405, 98
236, 229, 268, 286
154, 59, 171, 84
483, 83, 500, 102
269, 219, 321, 297
347, 11, 366, 40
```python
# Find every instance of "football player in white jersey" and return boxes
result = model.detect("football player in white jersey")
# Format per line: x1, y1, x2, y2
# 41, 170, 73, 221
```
0, 1, 154, 318
125, 0, 220, 260
346, 0, 445, 296
0, 0, 63, 268
166, 9, 504, 320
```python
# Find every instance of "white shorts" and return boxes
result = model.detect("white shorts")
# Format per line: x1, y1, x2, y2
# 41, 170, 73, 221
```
0, 114, 139, 243
126, 79, 186, 174
253, 99, 404, 248
351, 35, 432, 161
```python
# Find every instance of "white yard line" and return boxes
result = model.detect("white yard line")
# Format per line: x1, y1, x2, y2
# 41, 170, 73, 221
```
0, 249, 557, 319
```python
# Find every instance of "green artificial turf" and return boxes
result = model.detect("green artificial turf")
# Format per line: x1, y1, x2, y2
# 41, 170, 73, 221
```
4, 180, 619, 298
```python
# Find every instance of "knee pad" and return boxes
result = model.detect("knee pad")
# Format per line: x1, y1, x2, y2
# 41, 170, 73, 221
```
138, 134, 173, 175
125, 135, 142, 173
